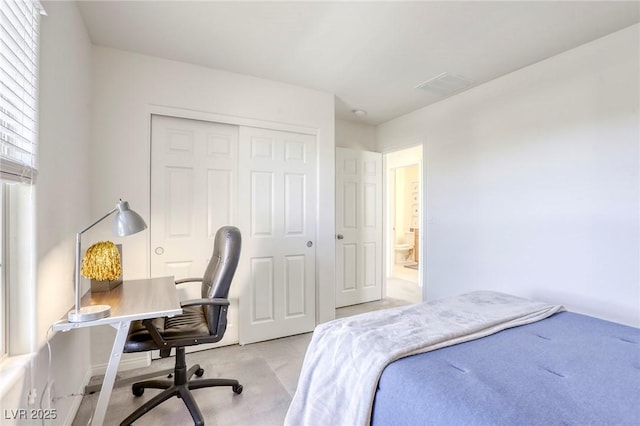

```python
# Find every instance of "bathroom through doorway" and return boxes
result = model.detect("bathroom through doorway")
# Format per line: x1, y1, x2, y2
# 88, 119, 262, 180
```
385, 145, 422, 304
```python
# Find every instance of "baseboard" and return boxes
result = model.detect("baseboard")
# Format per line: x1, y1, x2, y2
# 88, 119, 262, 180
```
91, 352, 151, 377
61, 368, 92, 426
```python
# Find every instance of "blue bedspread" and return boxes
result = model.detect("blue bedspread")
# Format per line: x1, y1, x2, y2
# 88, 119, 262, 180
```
372, 312, 639, 425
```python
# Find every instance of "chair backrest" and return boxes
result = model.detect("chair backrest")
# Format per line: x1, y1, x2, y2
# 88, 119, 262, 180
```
201, 226, 241, 333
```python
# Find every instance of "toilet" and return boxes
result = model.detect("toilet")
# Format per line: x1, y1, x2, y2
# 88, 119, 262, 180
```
394, 243, 413, 264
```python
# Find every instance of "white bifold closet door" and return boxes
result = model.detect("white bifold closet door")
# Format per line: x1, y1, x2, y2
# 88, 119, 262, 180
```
237, 126, 317, 344
150, 115, 317, 348
151, 115, 240, 351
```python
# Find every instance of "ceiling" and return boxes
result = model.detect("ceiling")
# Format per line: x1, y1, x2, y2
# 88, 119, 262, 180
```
76, 1, 640, 125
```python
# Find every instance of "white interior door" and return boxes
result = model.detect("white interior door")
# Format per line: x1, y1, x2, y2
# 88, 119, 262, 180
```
237, 126, 317, 344
335, 147, 383, 307
150, 115, 239, 350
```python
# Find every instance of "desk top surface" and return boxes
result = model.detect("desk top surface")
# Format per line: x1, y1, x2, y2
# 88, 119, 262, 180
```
53, 276, 182, 331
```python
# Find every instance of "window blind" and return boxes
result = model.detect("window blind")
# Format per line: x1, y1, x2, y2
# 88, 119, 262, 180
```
0, 0, 44, 183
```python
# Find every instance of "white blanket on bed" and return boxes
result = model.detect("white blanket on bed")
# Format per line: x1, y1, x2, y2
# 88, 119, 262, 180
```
284, 291, 564, 426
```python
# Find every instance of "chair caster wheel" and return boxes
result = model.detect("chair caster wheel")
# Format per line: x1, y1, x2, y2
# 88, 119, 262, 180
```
233, 384, 243, 394
195, 368, 205, 377
132, 385, 144, 397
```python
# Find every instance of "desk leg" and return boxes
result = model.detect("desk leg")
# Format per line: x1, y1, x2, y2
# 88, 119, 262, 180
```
91, 321, 131, 426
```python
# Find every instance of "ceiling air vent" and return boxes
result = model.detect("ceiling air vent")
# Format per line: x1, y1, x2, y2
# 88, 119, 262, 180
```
415, 72, 474, 94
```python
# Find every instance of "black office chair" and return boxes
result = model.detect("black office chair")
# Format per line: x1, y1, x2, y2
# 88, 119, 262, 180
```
121, 226, 243, 426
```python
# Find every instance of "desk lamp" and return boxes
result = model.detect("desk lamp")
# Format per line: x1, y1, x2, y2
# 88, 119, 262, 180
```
68, 199, 147, 322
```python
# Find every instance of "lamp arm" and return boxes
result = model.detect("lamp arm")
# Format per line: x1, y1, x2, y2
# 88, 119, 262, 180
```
78, 207, 118, 235
73, 206, 118, 314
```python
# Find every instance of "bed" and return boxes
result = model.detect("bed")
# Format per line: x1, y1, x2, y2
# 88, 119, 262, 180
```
373, 311, 639, 425
285, 291, 639, 426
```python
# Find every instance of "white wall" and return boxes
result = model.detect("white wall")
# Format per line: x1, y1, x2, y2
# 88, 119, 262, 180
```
336, 118, 376, 151
89, 47, 335, 366
0, 2, 93, 424
377, 24, 640, 326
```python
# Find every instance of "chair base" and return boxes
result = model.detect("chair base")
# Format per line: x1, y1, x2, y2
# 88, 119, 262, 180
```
120, 348, 242, 426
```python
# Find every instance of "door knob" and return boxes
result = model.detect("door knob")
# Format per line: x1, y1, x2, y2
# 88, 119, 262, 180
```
336, 234, 344, 240
154, 247, 164, 255
307, 241, 313, 247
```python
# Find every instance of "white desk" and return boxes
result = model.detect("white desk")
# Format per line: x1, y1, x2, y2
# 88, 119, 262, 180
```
53, 276, 182, 426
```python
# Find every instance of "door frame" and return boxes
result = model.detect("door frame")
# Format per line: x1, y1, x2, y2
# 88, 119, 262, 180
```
145, 104, 326, 332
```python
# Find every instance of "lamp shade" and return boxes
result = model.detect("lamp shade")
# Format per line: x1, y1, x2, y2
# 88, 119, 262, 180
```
81, 241, 122, 281
113, 200, 147, 237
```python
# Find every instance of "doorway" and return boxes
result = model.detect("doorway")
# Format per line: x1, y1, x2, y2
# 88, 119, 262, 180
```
385, 146, 422, 304
334, 145, 423, 319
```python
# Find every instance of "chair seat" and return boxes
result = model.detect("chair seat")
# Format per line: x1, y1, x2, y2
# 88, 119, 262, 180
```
124, 306, 211, 353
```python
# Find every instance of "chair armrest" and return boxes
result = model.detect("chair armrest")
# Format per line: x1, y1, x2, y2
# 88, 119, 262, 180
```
175, 277, 203, 286
180, 298, 230, 308
141, 318, 170, 348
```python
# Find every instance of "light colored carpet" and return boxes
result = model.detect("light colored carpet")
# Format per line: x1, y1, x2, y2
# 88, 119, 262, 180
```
73, 296, 417, 425
73, 333, 310, 426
